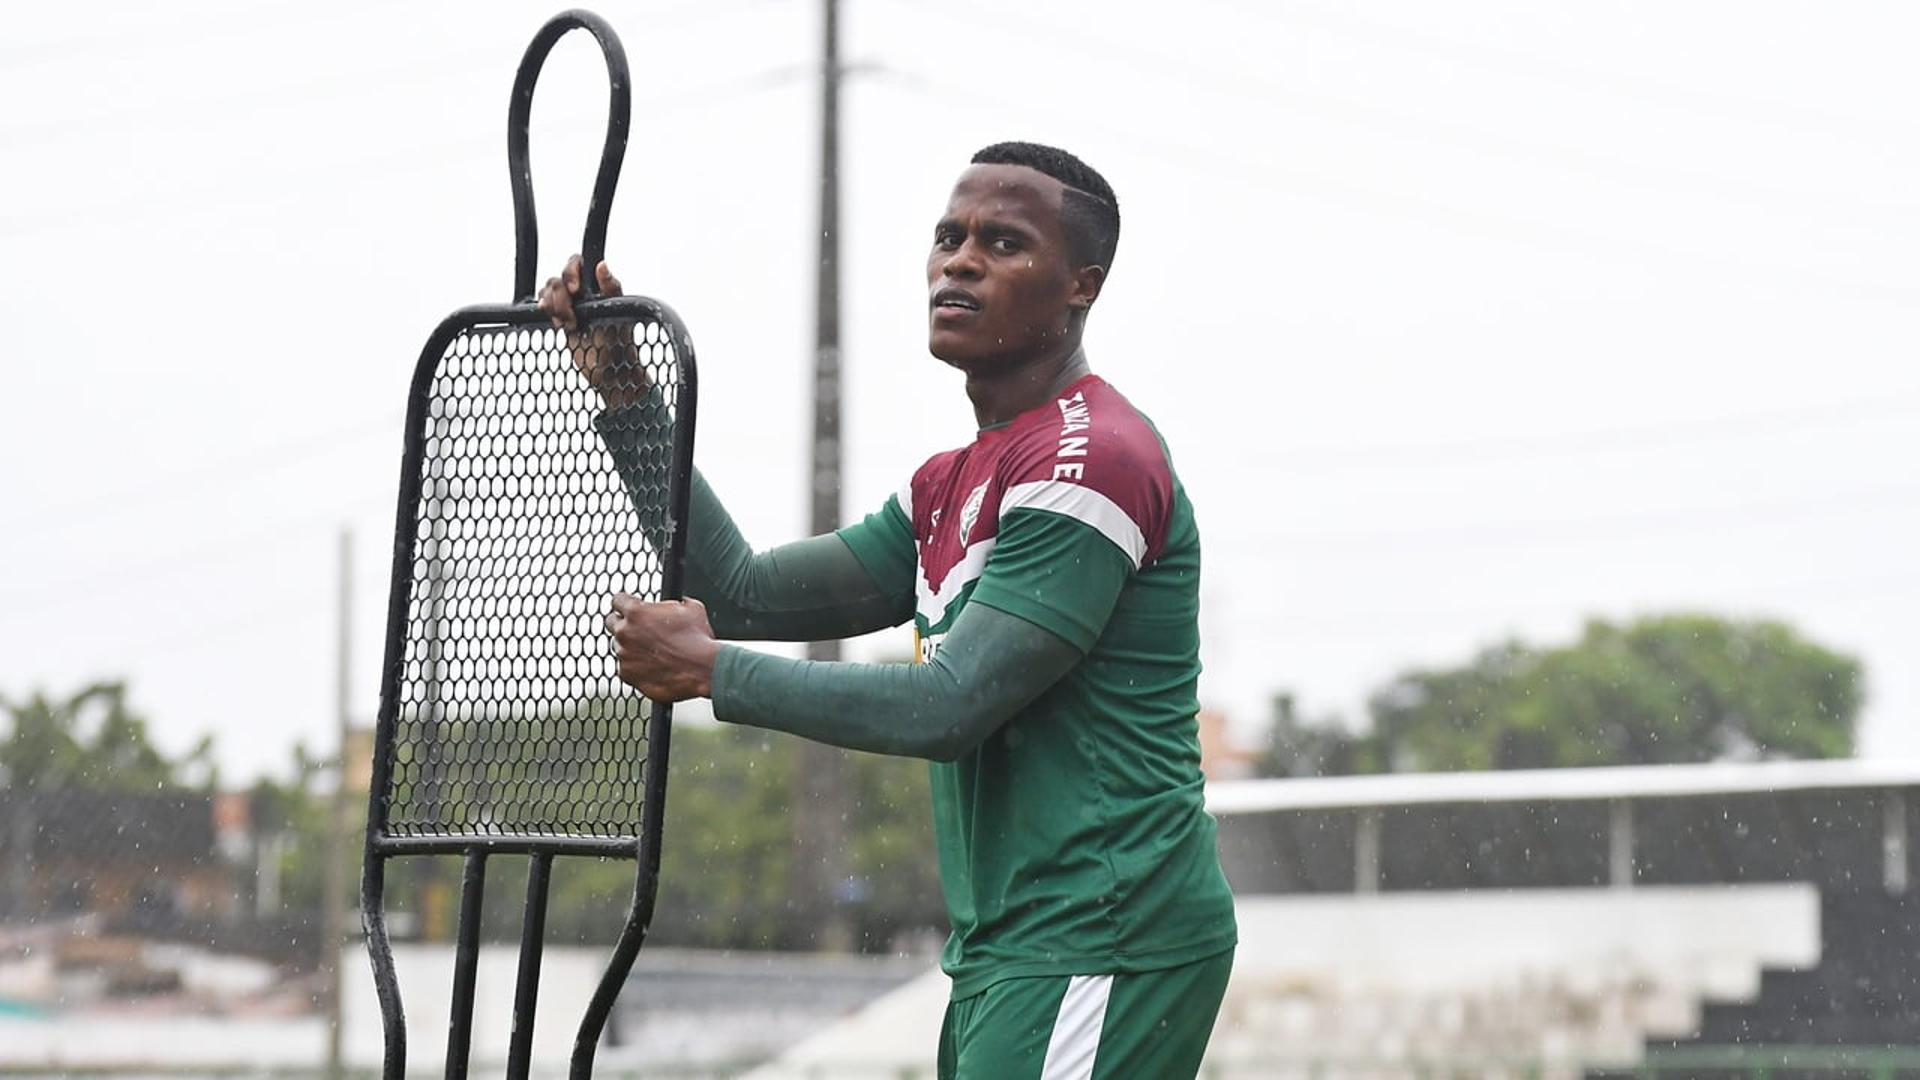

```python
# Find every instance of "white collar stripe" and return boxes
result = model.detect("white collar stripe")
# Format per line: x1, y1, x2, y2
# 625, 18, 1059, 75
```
999, 480, 1147, 569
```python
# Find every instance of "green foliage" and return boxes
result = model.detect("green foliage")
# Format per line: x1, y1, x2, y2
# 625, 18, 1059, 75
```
1266, 613, 1865, 776
1, 681, 945, 951
845, 741, 945, 944
0, 680, 211, 793
365, 723, 944, 952
651, 724, 804, 947
646, 725, 944, 951
247, 741, 339, 913
1260, 693, 1385, 779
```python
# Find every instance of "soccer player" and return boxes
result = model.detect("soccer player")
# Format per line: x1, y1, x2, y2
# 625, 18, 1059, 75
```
542, 142, 1237, 1078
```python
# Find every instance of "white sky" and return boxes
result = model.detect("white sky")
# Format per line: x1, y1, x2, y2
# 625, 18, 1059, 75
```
2, 0, 1916, 782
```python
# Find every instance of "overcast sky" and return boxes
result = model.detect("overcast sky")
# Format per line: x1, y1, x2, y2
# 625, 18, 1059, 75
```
3, 0, 1916, 781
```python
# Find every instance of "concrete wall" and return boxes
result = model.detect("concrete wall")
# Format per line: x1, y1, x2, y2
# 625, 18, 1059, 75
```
756, 885, 1821, 1077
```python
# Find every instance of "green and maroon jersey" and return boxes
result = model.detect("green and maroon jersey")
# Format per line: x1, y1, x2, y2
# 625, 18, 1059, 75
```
840, 373, 1237, 997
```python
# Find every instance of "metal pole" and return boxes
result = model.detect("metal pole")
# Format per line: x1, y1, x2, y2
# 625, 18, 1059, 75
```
1609, 799, 1635, 889
507, 852, 554, 1080
1354, 808, 1380, 893
445, 851, 489, 1080
324, 527, 352, 1077
1885, 788, 1909, 895
809, 0, 843, 550
794, 0, 853, 952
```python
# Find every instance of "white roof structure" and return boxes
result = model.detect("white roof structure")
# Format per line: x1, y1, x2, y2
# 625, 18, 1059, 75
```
1205, 758, 1920, 816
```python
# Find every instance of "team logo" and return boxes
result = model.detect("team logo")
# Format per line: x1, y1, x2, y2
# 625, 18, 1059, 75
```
957, 481, 989, 546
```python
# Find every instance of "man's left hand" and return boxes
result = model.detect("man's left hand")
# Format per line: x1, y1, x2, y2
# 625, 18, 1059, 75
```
605, 595, 719, 701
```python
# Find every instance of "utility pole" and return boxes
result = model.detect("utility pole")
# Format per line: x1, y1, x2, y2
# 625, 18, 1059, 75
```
322, 528, 351, 1077
795, 0, 854, 952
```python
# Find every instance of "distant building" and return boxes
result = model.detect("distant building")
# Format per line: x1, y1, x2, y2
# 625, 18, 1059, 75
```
1207, 759, 1920, 1074
0, 788, 244, 922
1197, 707, 1261, 781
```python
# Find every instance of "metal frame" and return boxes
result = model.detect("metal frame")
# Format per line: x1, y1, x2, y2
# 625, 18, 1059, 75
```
360, 10, 697, 1078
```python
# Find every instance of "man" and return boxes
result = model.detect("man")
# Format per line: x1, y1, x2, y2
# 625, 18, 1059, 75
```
542, 142, 1236, 1078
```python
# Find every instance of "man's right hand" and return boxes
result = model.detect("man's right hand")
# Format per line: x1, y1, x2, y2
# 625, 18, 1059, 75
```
539, 254, 646, 409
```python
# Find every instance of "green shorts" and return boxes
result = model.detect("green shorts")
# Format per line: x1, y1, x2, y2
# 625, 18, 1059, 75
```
936, 948, 1234, 1080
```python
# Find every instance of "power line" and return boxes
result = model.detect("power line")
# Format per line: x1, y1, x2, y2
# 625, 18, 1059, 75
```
15, 411, 403, 540
1213, 565, 1920, 641
0, 0, 328, 69
128, 596, 326, 662
1183, 0, 1920, 144
930, 0, 1912, 224
1215, 481, 1920, 552
0, 63, 813, 239
0, 492, 391, 618
865, 65, 1920, 307
0, 0, 780, 75
1262, 389, 1920, 472
879, 0, 1920, 161
2, 0, 791, 149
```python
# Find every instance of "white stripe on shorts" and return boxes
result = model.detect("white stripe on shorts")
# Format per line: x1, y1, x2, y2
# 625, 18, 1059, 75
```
1039, 973, 1114, 1080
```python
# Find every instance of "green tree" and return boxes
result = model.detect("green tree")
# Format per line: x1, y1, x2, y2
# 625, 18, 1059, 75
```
0, 682, 944, 953
844, 742, 945, 948
642, 724, 943, 951
1264, 614, 1865, 776
248, 740, 338, 914
636, 723, 802, 948
0, 680, 209, 792
364, 722, 945, 953
1261, 693, 1384, 778
1, 680, 222, 920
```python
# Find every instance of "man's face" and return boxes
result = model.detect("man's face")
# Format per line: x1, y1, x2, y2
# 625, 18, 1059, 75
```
926, 164, 1098, 370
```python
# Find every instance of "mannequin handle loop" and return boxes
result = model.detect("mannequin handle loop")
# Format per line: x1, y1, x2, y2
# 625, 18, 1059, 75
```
507, 9, 630, 304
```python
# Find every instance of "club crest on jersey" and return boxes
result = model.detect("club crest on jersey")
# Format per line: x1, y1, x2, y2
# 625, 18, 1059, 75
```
957, 481, 989, 546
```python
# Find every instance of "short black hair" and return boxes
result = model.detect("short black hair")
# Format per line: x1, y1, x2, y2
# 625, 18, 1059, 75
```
971, 141, 1120, 273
